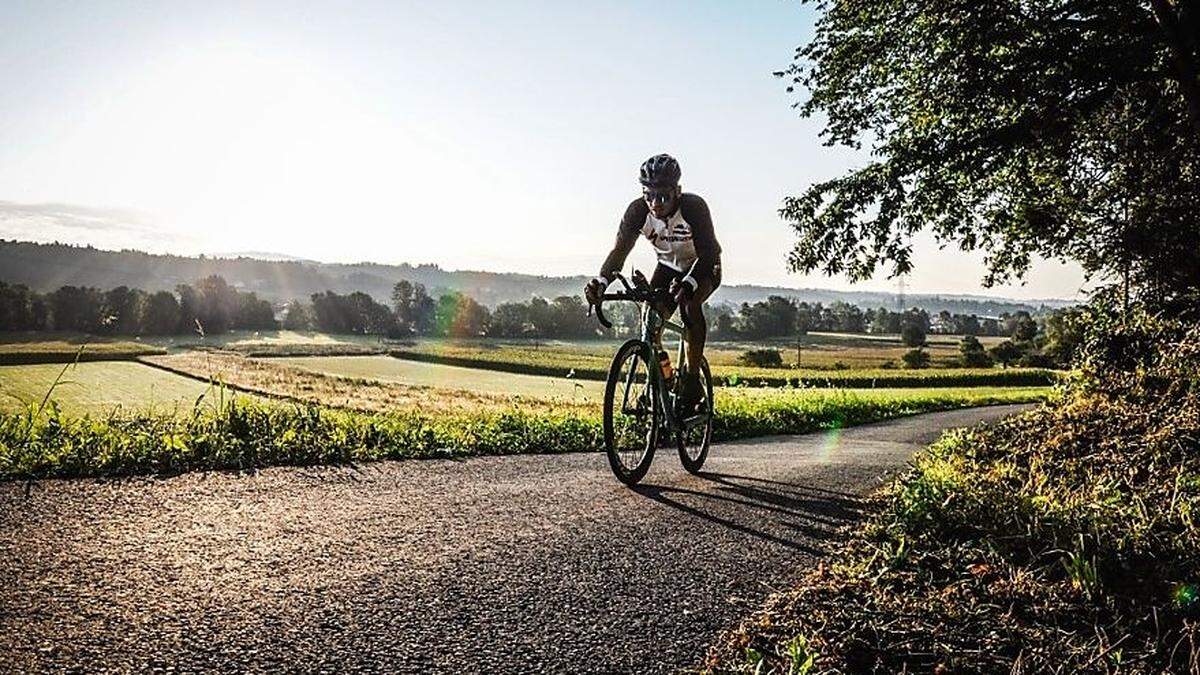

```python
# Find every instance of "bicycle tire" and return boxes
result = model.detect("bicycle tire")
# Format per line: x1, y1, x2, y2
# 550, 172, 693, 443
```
677, 356, 714, 474
603, 339, 659, 486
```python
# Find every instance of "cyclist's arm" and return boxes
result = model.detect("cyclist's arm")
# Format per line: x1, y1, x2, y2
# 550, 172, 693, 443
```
597, 199, 648, 282
679, 194, 721, 291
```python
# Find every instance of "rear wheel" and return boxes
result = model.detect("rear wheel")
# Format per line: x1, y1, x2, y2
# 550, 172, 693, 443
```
677, 356, 714, 474
603, 340, 660, 485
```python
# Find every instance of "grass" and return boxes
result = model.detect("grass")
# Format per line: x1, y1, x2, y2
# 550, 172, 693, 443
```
0, 351, 1049, 480
0, 332, 165, 364
703, 318, 1200, 673
0, 361, 221, 414
268, 354, 605, 399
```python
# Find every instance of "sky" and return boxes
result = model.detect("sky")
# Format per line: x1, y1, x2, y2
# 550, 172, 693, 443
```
0, 0, 1087, 300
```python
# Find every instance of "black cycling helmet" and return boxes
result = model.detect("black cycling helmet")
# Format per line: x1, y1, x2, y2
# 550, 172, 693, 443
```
639, 154, 681, 188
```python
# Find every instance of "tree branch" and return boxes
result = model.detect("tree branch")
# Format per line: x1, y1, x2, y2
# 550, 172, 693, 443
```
1150, 0, 1200, 135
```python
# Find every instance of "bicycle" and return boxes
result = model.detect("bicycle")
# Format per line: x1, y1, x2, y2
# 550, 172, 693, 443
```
587, 270, 714, 486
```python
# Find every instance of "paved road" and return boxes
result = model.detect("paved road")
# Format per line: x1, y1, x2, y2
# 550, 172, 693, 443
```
0, 405, 1029, 673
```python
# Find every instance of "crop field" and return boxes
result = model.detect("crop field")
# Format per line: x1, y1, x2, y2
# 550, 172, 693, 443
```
270, 355, 605, 400
0, 361, 232, 415
140, 329, 398, 356
387, 339, 1057, 388
143, 351, 1047, 416
141, 352, 597, 416
0, 332, 166, 364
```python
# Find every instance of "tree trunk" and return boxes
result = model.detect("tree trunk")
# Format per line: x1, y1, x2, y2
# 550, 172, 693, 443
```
1151, 0, 1200, 135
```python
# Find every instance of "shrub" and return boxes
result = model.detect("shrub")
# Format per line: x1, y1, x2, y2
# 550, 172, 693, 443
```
901, 348, 930, 369
706, 311, 1200, 673
987, 339, 1024, 368
738, 348, 785, 368
1016, 350, 1054, 368
958, 335, 993, 368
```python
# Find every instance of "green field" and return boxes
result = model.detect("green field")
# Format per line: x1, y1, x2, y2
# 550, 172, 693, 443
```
0, 361, 235, 415
0, 332, 166, 364
386, 340, 1057, 388
270, 355, 605, 400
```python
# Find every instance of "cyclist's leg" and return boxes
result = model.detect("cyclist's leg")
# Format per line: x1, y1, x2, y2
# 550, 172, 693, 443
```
679, 262, 721, 375
647, 264, 680, 350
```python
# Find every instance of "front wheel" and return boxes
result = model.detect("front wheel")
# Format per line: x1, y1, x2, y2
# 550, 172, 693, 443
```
677, 356, 714, 474
603, 340, 660, 486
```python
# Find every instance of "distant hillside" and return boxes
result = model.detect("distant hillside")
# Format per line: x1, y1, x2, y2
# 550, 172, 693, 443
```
0, 240, 1071, 316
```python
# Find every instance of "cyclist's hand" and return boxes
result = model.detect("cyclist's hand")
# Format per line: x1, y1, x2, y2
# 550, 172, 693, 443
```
585, 276, 607, 305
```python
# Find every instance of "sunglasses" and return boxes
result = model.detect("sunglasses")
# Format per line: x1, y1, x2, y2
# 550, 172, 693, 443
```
643, 188, 676, 206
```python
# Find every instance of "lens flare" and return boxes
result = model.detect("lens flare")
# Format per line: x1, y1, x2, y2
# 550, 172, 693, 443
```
817, 415, 845, 463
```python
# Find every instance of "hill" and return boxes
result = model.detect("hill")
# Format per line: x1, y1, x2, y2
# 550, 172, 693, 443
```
0, 239, 1070, 315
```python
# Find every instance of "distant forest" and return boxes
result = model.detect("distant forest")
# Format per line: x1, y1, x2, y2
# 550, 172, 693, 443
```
0, 273, 1056, 348
0, 240, 1069, 316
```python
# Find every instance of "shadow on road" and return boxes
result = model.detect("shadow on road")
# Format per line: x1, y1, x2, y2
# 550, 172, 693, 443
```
631, 472, 864, 554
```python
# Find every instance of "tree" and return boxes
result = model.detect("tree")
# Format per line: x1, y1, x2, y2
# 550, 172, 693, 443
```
142, 291, 181, 335
281, 301, 313, 331
100, 286, 146, 335
989, 340, 1025, 369
235, 292, 277, 330
391, 280, 436, 335
779, 1, 1200, 310
737, 295, 799, 338
902, 348, 930, 369
435, 292, 489, 337
0, 282, 36, 331
49, 286, 103, 332
193, 275, 239, 334
1041, 307, 1087, 367
487, 302, 532, 338
900, 310, 928, 347
959, 335, 993, 368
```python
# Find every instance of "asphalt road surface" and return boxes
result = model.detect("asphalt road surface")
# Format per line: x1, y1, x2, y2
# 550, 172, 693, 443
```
1, 404, 1030, 673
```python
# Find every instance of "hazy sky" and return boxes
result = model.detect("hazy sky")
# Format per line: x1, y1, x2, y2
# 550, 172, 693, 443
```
0, 1, 1086, 300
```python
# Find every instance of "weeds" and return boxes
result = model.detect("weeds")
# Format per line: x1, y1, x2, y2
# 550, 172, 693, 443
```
703, 314, 1200, 673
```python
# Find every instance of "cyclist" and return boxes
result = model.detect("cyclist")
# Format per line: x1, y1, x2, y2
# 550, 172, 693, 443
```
585, 153, 722, 411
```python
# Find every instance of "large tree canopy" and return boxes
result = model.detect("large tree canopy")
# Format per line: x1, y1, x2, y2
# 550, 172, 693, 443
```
782, 0, 1200, 307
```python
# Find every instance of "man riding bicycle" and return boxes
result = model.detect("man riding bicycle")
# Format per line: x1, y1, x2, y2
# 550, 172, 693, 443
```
585, 153, 722, 412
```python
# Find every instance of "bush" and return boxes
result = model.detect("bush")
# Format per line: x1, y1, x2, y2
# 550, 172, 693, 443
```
707, 310, 1200, 673
738, 348, 785, 368
901, 348, 930, 369
958, 335, 993, 368
1016, 350, 1055, 368
987, 339, 1025, 368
